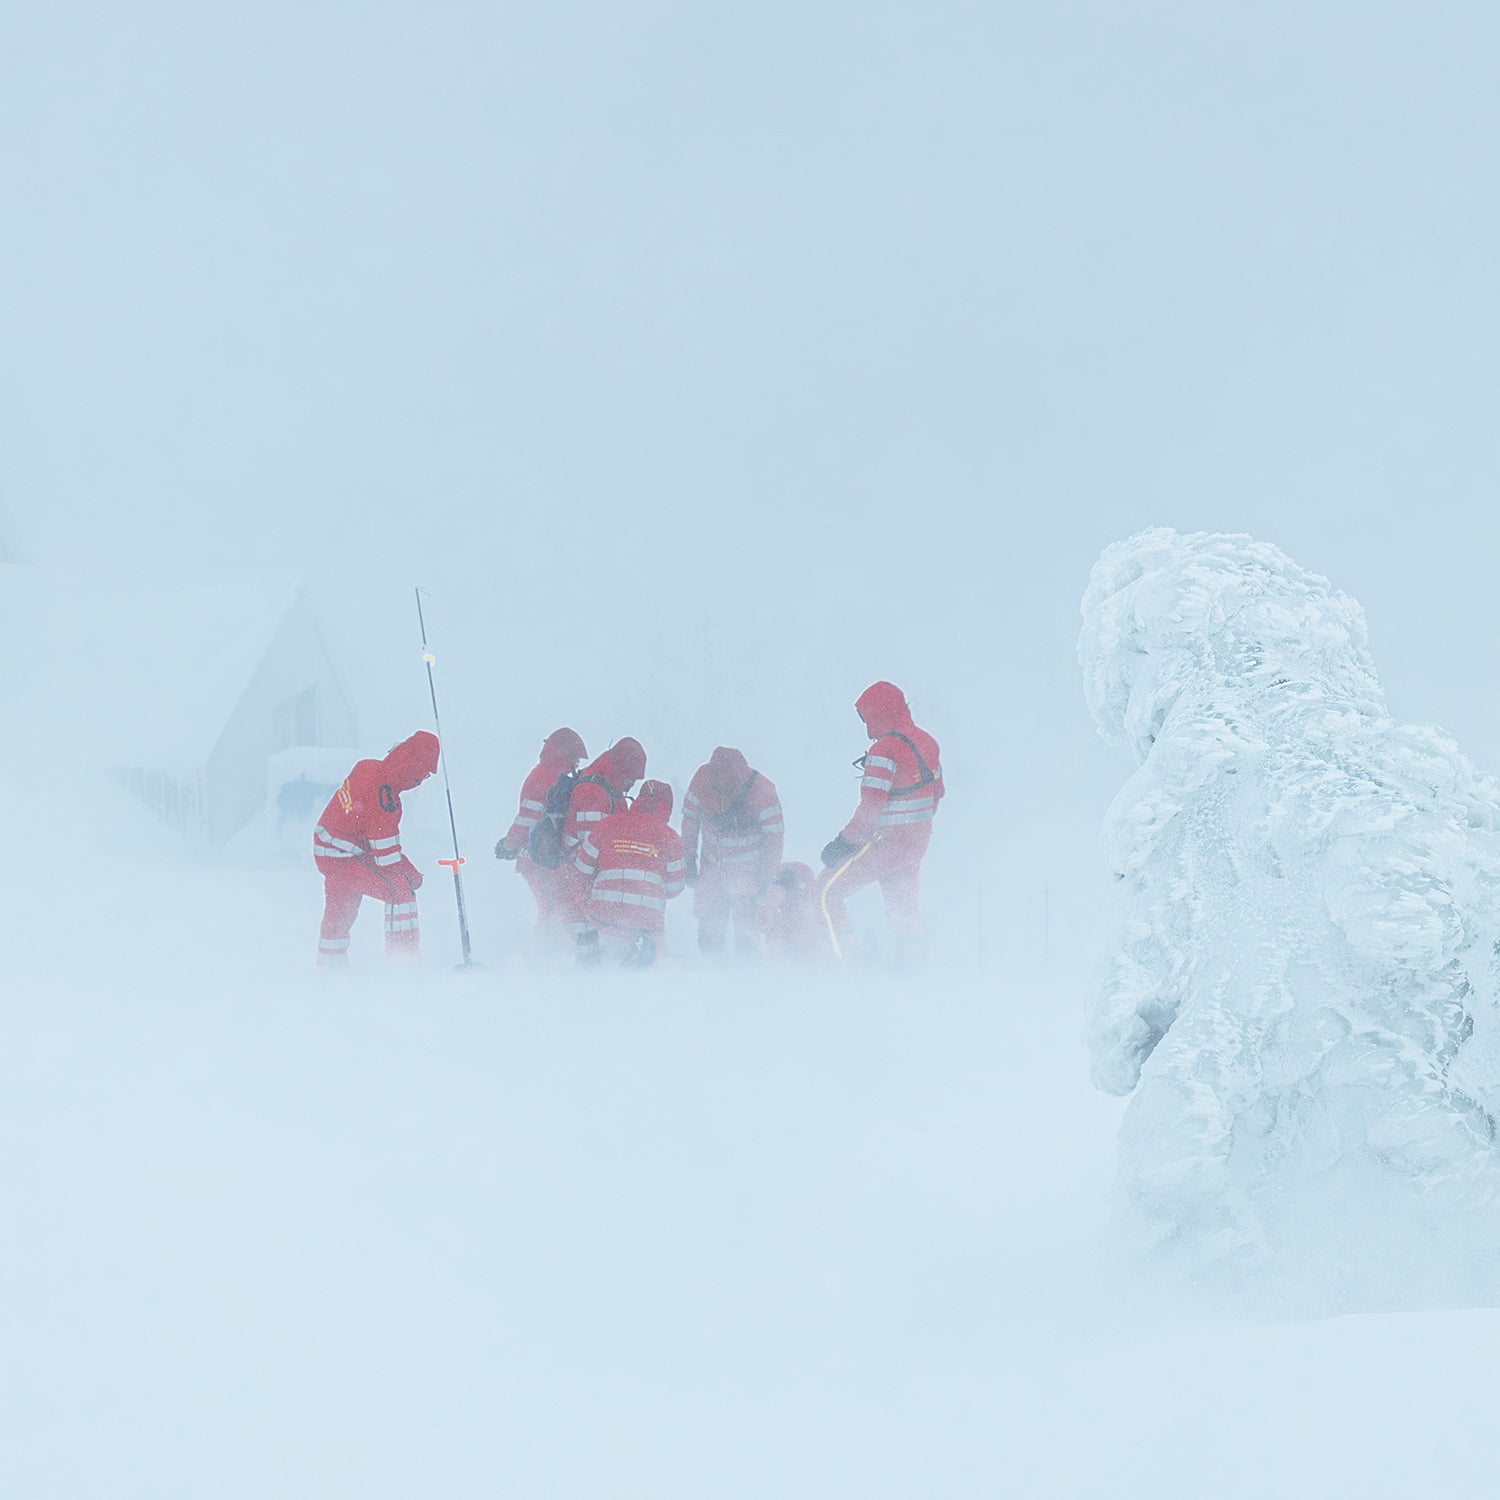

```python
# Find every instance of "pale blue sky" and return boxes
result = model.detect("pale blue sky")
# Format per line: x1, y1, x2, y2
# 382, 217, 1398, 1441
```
6, 1, 1499, 948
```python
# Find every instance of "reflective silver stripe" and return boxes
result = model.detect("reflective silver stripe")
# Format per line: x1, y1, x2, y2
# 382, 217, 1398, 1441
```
886, 795, 937, 812
369, 835, 400, 850
861, 776, 893, 792
515, 815, 541, 828
521, 799, 546, 812
315, 846, 359, 859
385, 918, 419, 932
759, 804, 782, 820
375, 852, 402, 866
388, 902, 418, 915
574, 853, 594, 874
665, 859, 686, 873
319, 938, 349, 952
314, 825, 362, 854
878, 809, 935, 825
576, 810, 605, 823
684, 795, 703, 814
565, 921, 592, 935
591, 889, 666, 910
595, 867, 664, 886
864, 756, 898, 772
580, 836, 599, 860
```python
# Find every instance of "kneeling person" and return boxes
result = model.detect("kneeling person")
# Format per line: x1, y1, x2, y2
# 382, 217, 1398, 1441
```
571, 779, 686, 967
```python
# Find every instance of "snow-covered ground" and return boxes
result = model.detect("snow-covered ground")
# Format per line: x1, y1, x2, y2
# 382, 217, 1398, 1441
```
7, 767, 1500, 1499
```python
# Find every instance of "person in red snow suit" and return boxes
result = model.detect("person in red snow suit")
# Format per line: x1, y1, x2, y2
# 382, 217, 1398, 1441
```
816, 682, 943, 960
314, 730, 441, 967
680, 746, 785, 956
494, 727, 588, 932
757, 861, 825, 962
570, 778, 686, 967
558, 737, 648, 947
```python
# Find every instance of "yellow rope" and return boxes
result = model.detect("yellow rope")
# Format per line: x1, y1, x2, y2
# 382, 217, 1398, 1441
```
819, 840, 873, 960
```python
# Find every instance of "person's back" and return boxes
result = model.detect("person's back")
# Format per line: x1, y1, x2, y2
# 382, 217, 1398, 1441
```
681, 746, 785, 956
572, 779, 685, 965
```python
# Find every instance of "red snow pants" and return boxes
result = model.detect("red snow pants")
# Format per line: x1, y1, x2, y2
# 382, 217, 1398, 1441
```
694, 869, 762, 955
317, 858, 420, 966
815, 826, 930, 954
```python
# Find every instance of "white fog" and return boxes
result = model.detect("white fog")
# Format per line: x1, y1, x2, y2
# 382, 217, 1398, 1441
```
5, 3, 1500, 1495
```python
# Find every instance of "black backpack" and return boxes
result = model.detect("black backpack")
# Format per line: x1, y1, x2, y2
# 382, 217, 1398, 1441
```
710, 772, 761, 835
528, 772, 616, 869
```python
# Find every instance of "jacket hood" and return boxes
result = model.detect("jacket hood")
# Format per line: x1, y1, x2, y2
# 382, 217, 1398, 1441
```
383, 730, 441, 791
634, 779, 673, 821
855, 681, 912, 739
542, 726, 587, 767
697, 746, 752, 813
609, 736, 647, 787
583, 737, 647, 794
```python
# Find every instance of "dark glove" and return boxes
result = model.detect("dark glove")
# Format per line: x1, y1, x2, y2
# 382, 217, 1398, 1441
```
821, 834, 860, 869
495, 839, 520, 860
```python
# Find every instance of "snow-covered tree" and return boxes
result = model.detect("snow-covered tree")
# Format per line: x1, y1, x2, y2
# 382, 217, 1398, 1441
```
1079, 528, 1500, 1292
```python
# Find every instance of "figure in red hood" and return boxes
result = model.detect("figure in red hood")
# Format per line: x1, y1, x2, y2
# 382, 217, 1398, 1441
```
570, 777, 686, 968
313, 731, 440, 966
494, 727, 589, 940
816, 682, 944, 961
557, 737, 648, 947
681, 746, 785, 957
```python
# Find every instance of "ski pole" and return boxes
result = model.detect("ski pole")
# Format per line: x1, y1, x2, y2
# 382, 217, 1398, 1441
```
415, 586, 475, 968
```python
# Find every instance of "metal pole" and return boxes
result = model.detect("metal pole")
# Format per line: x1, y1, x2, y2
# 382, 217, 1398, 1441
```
415, 587, 475, 967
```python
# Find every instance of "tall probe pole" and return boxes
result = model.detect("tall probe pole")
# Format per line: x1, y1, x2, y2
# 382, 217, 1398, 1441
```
415, 587, 475, 968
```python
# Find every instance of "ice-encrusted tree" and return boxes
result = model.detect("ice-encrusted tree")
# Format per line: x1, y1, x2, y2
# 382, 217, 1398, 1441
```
1079, 528, 1500, 1290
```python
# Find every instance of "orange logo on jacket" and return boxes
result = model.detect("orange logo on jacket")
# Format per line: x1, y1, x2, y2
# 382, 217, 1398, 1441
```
337, 779, 354, 815
612, 838, 660, 859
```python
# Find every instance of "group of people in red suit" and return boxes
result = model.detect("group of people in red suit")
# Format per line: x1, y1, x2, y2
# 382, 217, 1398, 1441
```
313, 681, 942, 971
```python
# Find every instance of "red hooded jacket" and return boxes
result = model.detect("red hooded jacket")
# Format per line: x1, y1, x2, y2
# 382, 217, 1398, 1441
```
563, 737, 647, 855
681, 747, 784, 889
841, 682, 943, 846
314, 731, 440, 877
572, 778, 686, 934
502, 727, 587, 859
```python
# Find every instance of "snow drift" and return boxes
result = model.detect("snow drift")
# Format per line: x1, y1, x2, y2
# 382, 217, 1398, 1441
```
1078, 527, 1500, 1299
